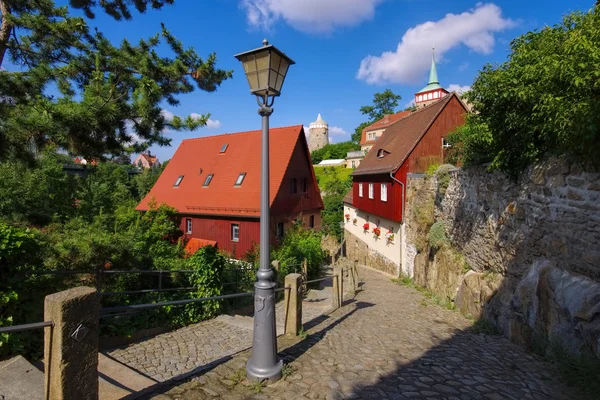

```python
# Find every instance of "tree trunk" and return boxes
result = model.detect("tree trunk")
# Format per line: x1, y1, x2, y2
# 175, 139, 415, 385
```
0, 0, 12, 67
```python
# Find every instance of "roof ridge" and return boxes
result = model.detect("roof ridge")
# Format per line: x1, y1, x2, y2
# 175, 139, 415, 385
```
181, 124, 303, 142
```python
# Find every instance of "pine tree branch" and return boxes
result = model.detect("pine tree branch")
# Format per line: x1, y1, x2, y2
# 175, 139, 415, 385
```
0, 0, 12, 66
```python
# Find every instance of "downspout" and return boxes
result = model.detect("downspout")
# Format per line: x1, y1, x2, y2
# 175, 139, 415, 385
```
390, 170, 405, 277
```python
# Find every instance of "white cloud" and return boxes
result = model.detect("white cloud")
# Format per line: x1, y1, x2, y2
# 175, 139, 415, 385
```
458, 62, 469, 72
240, 0, 384, 34
328, 137, 334, 144
190, 113, 222, 129
329, 126, 348, 136
161, 109, 175, 121
447, 84, 471, 94
357, 3, 515, 84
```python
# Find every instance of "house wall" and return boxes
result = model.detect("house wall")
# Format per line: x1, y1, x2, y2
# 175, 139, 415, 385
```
181, 215, 260, 259
352, 174, 403, 222
271, 134, 323, 223
407, 96, 466, 173
346, 157, 362, 169
343, 203, 402, 276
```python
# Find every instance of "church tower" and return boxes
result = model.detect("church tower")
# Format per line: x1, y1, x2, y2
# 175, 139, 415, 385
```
308, 113, 329, 152
414, 46, 449, 109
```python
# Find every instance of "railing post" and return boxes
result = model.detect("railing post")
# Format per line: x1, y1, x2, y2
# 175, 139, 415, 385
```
272, 260, 281, 300
284, 273, 302, 336
44, 286, 100, 400
348, 263, 356, 293
302, 258, 308, 294
158, 270, 163, 302
332, 267, 342, 310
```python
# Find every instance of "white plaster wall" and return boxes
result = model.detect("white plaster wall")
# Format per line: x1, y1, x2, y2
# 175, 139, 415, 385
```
343, 204, 402, 270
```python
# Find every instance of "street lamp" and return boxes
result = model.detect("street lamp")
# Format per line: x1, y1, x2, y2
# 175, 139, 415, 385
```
235, 39, 295, 382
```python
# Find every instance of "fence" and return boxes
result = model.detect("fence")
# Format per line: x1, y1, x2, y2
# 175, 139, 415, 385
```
0, 261, 360, 399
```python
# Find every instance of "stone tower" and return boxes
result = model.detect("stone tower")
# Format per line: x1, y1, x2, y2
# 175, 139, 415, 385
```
308, 113, 329, 152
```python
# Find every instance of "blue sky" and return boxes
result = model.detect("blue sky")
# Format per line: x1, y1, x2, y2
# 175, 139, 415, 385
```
47, 1, 600, 161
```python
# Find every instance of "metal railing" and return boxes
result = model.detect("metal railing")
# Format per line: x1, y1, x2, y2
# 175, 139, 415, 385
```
0, 321, 54, 334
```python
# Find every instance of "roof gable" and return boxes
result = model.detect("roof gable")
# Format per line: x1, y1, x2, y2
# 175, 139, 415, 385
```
137, 125, 304, 216
352, 93, 466, 176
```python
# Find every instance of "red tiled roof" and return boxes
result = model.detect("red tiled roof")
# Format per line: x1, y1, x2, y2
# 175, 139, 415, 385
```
137, 125, 306, 217
352, 93, 465, 176
185, 238, 217, 255
141, 154, 158, 163
360, 111, 413, 146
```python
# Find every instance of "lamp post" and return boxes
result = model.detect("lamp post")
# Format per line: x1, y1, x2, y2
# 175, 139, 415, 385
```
235, 39, 295, 382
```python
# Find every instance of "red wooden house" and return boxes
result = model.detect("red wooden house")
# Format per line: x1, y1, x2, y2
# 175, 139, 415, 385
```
343, 92, 468, 276
137, 125, 323, 259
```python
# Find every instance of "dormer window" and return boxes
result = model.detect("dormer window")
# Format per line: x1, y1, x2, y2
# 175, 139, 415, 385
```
377, 149, 388, 158
203, 174, 214, 187
235, 173, 246, 186
220, 144, 228, 153
174, 175, 184, 187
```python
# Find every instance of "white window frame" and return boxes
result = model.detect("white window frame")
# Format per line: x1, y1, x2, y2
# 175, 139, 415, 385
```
442, 137, 452, 149
368, 183, 374, 199
174, 175, 184, 187
381, 184, 388, 202
186, 218, 192, 234
359, 183, 363, 197
234, 173, 246, 186
231, 224, 239, 242
203, 174, 213, 187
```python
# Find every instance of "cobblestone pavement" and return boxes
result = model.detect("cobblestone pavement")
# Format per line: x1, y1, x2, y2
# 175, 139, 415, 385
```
107, 283, 334, 383
147, 266, 584, 400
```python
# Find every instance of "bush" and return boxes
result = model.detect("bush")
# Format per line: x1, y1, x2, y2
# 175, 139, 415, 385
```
428, 221, 448, 250
271, 222, 325, 281
435, 164, 456, 195
186, 246, 225, 320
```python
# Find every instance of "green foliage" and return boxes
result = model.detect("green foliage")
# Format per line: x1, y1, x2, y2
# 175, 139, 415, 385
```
352, 89, 402, 144
314, 166, 353, 240
0, 0, 232, 162
446, 114, 494, 167
425, 164, 440, 176
186, 246, 225, 320
455, 9, 600, 176
310, 141, 359, 164
472, 318, 501, 335
428, 221, 448, 250
435, 164, 455, 195
392, 276, 456, 311
271, 222, 325, 281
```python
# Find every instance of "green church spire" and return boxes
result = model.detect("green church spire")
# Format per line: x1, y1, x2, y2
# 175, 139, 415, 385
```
428, 45, 439, 85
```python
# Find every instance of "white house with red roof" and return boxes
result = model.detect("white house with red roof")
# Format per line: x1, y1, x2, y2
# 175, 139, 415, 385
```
137, 125, 323, 259
133, 151, 161, 169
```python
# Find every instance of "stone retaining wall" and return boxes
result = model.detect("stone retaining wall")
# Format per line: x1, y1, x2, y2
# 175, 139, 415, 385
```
345, 229, 398, 276
404, 158, 600, 359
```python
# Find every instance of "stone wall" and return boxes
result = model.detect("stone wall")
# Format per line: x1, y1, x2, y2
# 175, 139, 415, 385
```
404, 158, 600, 359
345, 229, 398, 276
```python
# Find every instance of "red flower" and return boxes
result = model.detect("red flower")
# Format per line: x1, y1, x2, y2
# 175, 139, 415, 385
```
363, 223, 370, 230
372, 227, 381, 236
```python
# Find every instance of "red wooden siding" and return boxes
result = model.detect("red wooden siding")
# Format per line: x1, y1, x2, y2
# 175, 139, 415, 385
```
271, 134, 323, 224
181, 216, 260, 259
351, 174, 401, 222
407, 96, 466, 173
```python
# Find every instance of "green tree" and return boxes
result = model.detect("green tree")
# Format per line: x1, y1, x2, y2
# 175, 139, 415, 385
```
318, 166, 353, 239
352, 89, 402, 144
0, 0, 232, 162
310, 141, 359, 164
454, 9, 600, 176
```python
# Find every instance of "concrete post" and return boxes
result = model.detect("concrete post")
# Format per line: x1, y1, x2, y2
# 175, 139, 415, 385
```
348, 262, 356, 293
302, 258, 308, 294
335, 266, 343, 306
44, 286, 99, 400
284, 273, 302, 336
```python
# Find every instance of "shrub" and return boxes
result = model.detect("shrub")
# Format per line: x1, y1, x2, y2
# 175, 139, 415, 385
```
271, 222, 325, 281
186, 246, 225, 320
435, 164, 456, 195
425, 163, 440, 176
428, 221, 448, 250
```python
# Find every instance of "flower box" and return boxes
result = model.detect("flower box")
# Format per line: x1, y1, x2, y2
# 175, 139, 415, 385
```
363, 223, 370, 231
385, 230, 395, 243
372, 227, 381, 237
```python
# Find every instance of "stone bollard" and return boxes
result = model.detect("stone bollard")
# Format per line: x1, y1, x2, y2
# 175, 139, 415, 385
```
284, 273, 302, 336
332, 267, 343, 309
348, 262, 356, 293
44, 286, 100, 400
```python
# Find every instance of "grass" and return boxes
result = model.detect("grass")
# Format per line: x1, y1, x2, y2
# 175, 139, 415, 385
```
228, 367, 246, 385
471, 318, 501, 335
250, 380, 265, 394
298, 327, 309, 340
392, 276, 456, 311
281, 363, 297, 379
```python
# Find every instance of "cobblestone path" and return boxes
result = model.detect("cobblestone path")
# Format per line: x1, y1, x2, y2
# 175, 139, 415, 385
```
106, 283, 334, 383
148, 265, 583, 400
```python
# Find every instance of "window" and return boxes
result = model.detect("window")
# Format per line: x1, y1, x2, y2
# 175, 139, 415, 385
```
203, 174, 213, 187
368, 183, 374, 199
418, 95, 423, 102
185, 218, 192, 234
351, 160, 356, 168
301, 177, 307, 193
276, 222, 284, 239
290, 178, 297, 194
442, 137, 452, 149
235, 173, 246, 186
381, 184, 388, 202
433, 91, 439, 99
377, 149, 385, 158
220, 144, 228, 153
309, 215, 315, 228
231, 224, 239, 242
174, 175, 184, 187
428, 92, 433, 100
359, 183, 363, 197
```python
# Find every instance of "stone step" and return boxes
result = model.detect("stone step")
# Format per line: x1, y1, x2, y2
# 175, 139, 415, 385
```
98, 352, 157, 400
0, 355, 44, 400
216, 314, 285, 337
